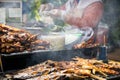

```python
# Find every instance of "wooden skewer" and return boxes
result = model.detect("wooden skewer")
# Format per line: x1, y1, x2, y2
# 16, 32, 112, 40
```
90, 74, 106, 80
0, 55, 4, 74
103, 34, 106, 46
103, 35, 105, 45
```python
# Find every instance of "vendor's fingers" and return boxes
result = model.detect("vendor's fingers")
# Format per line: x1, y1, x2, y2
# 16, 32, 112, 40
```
39, 4, 53, 13
49, 9, 58, 14
49, 9, 60, 17
42, 11, 50, 16
44, 4, 52, 11
39, 5, 46, 12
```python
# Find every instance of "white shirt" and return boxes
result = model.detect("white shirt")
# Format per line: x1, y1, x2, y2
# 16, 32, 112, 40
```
65, 0, 102, 18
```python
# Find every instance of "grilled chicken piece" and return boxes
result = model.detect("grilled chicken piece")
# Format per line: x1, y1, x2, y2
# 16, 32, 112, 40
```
98, 67, 119, 75
0, 24, 50, 54
31, 40, 50, 46
73, 36, 100, 49
63, 68, 91, 76
0, 24, 26, 33
73, 42, 99, 49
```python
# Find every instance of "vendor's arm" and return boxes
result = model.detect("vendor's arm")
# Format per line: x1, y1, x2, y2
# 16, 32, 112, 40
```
64, 2, 103, 28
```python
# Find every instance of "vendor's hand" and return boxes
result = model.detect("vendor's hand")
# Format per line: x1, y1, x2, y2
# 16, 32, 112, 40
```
48, 9, 61, 17
39, 3, 54, 13
40, 9, 66, 20
41, 11, 50, 16
47, 9, 67, 20
41, 9, 61, 18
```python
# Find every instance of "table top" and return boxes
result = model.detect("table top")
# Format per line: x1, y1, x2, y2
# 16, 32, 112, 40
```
108, 48, 120, 61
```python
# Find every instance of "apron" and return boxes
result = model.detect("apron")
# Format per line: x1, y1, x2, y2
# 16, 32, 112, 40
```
64, 0, 102, 49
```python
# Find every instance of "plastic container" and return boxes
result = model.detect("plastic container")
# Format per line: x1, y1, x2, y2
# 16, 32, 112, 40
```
41, 33, 65, 51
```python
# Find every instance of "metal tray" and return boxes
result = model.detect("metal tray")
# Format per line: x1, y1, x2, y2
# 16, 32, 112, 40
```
0, 47, 98, 71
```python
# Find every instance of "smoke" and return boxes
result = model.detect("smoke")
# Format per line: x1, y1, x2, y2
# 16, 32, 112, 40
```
102, 0, 119, 26
102, 0, 120, 47
26, 49, 87, 67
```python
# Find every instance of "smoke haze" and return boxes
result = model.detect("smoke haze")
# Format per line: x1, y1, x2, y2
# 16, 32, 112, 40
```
102, 0, 120, 47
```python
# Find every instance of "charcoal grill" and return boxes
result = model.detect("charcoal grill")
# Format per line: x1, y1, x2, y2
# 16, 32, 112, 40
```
0, 47, 120, 80
0, 47, 98, 71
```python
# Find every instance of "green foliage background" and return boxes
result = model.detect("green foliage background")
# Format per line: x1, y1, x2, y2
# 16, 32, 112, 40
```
30, 0, 67, 21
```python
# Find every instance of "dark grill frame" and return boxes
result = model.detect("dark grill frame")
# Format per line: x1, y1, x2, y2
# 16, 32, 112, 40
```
0, 47, 120, 80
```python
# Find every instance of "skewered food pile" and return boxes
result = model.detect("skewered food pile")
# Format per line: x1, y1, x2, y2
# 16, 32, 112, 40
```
7, 57, 120, 80
74, 36, 100, 49
0, 24, 50, 54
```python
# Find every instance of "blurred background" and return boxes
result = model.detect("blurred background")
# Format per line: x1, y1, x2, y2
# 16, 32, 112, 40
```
102, 0, 120, 61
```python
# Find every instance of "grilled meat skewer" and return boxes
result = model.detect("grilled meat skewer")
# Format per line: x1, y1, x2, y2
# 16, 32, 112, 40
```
0, 24, 50, 54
